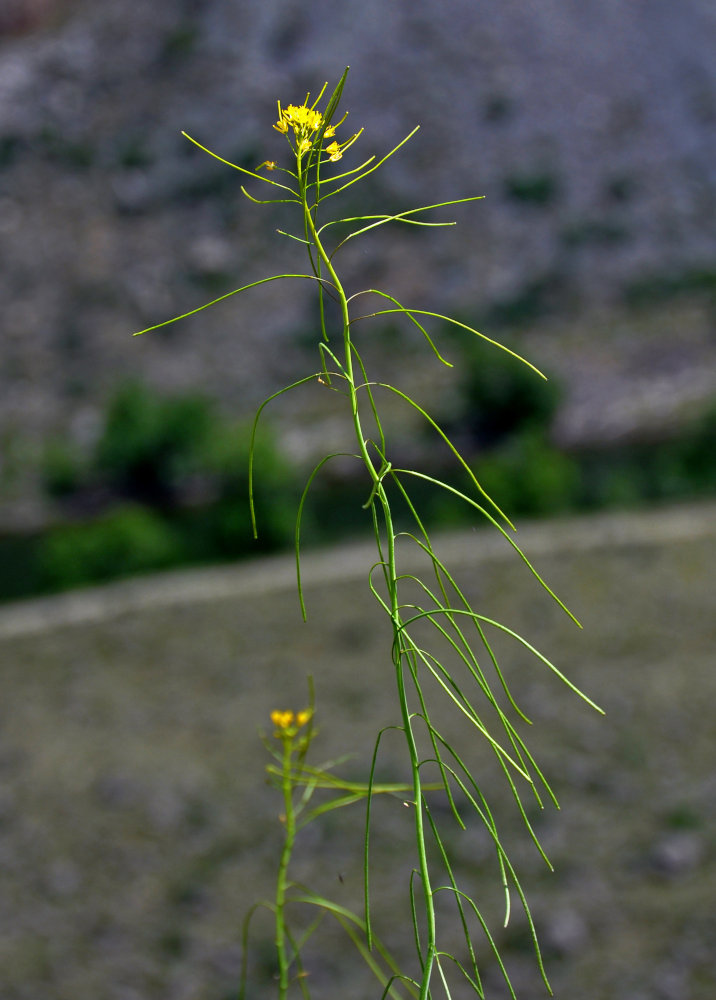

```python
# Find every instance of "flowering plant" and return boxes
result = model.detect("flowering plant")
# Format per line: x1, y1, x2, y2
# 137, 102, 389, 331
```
137, 68, 601, 1000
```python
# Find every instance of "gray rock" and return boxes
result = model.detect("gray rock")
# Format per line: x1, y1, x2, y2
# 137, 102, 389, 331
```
650, 831, 705, 876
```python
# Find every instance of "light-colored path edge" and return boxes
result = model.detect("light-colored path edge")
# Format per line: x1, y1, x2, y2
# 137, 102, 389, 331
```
1, 500, 714, 640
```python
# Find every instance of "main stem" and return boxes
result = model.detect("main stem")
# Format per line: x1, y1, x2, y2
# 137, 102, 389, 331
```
276, 737, 296, 999
379, 485, 437, 998
300, 171, 377, 485
300, 158, 436, 997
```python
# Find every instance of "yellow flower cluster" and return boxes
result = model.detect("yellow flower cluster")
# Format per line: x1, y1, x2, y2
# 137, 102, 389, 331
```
273, 103, 324, 136
273, 100, 344, 160
270, 708, 312, 735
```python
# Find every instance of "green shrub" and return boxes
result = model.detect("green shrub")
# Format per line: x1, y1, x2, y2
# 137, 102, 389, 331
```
576, 452, 645, 510
95, 381, 215, 504
458, 345, 562, 448
575, 400, 716, 510
32, 382, 302, 592
41, 441, 84, 498
25, 376, 716, 602
38, 505, 183, 591
206, 421, 299, 553
476, 429, 580, 517
676, 400, 716, 491
624, 267, 716, 308
503, 170, 560, 205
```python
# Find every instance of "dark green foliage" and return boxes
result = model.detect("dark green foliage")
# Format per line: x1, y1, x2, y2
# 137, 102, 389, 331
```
37, 127, 95, 170
185, 419, 298, 556
0, 134, 21, 169
0, 533, 43, 601
160, 23, 200, 64
575, 400, 716, 510
443, 333, 716, 523
473, 396, 716, 521
41, 440, 84, 498
14, 381, 300, 598
5, 382, 716, 603
663, 805, 703, 831
95, 381, 216, 505
459, 345, 562, 449
624, 267, 716, 308
38, 505, 182, 590
503, 170, 560, 206
674, 400, 716, 490
476, 429, 580, 516
116, 136, 154, 169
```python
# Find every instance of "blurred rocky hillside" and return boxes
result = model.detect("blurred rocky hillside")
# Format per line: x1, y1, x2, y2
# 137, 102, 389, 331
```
2, 0, 716, 526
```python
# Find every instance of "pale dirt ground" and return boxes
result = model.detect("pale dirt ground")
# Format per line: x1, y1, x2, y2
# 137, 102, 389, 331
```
0, 502, 715, 999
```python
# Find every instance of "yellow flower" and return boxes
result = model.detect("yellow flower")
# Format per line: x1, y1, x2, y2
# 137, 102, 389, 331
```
272, 98, 332, 160
271, 710, 294, 730
257, 160, 277, 171
279, 104, 324, 136
323, 125, 336, 139
270, 708, 312, 736
326, 141, 342, 162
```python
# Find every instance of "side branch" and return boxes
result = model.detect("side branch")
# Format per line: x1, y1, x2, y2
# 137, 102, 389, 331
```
133, 273, 336, 336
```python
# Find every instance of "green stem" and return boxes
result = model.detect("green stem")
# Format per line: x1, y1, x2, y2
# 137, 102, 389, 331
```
276, 736, 297, 999
379, 485, 436, 997
300, 144, 435, 996
299, 160, 378, 488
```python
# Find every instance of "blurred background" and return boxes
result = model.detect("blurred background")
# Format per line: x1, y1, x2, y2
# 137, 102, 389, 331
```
0, 0, 715, 997
1, 0, 716, 595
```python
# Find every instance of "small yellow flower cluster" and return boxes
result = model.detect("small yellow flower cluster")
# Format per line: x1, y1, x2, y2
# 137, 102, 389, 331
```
270, 708, 312, 736
273, 99, 346, 161
274, 103, 323, 137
